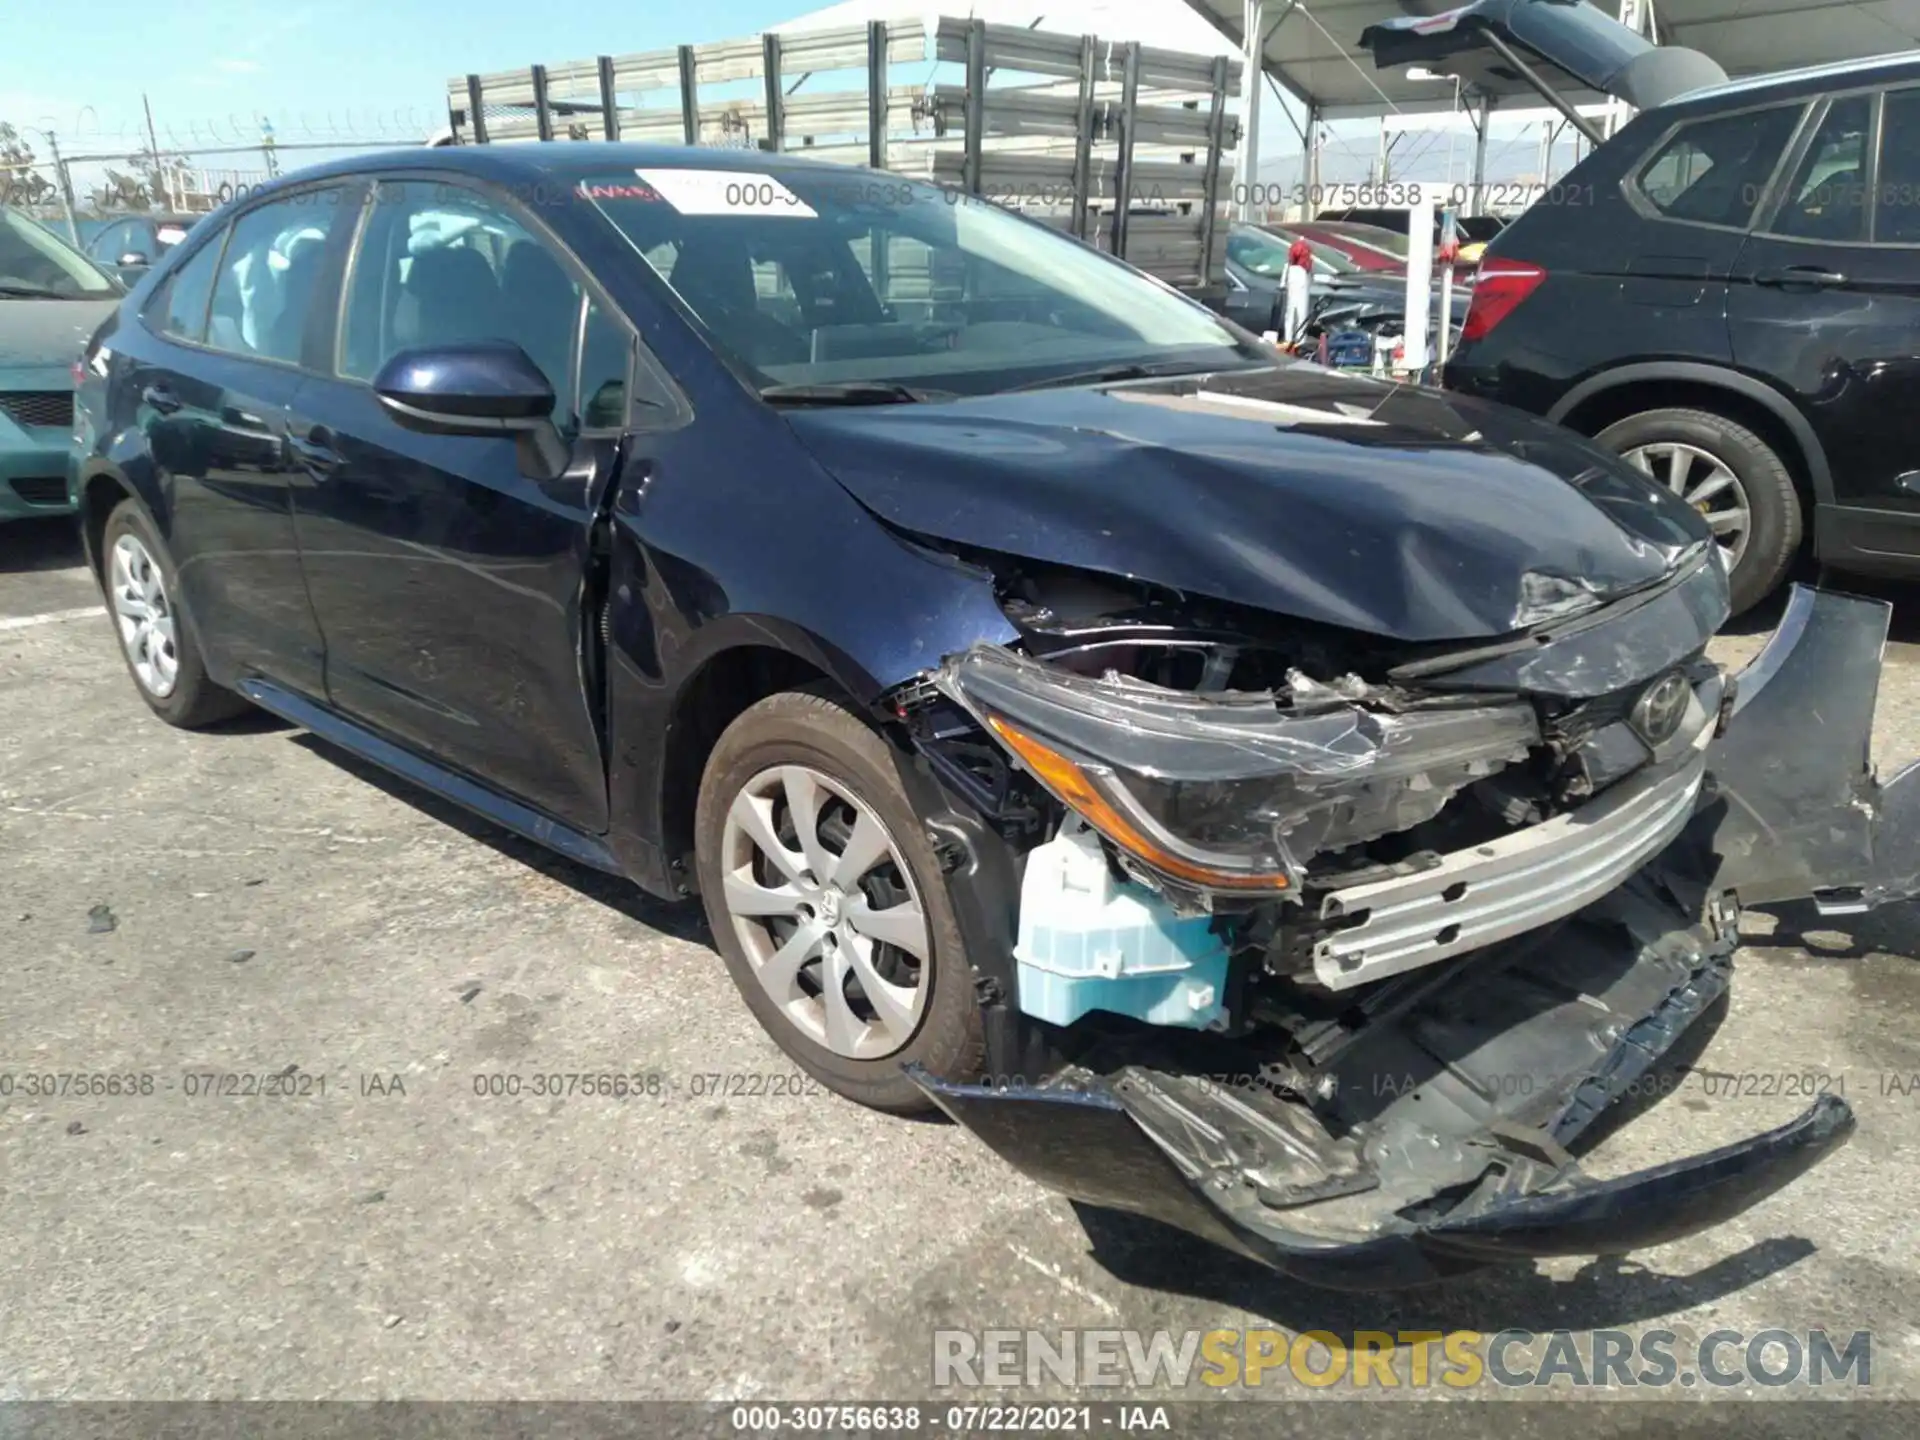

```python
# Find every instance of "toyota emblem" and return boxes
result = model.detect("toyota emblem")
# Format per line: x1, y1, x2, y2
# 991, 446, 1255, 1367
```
1631, 671, 1692, 746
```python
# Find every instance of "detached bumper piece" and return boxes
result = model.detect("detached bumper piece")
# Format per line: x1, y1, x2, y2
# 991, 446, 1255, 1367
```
913, 875, 1855, 1289
1681, 584, 1920, 910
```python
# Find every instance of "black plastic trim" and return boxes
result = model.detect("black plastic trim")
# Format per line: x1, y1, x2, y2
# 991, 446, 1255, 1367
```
236, 677, 624, 876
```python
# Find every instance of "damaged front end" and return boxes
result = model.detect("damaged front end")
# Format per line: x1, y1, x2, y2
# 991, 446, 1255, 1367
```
891, 559, 1918, 1288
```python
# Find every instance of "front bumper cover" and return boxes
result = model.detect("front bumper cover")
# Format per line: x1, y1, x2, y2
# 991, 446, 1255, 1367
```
913, 584, 1910, 1287
915, 877, 1854, 1289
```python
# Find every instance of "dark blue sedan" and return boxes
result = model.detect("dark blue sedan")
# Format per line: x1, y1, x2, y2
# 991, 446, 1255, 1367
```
69, 143, 1920, 1287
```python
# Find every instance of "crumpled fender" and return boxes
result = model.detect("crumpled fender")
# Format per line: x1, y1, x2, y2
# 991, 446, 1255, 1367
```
1678, 583, 1920, 909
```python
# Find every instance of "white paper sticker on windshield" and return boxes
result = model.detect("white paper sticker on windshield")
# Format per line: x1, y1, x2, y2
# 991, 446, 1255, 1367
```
635, 168, 816, 218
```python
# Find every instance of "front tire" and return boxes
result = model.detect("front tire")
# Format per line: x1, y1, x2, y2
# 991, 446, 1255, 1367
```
694, 688, 985, 1113
101, 499, 249, 728
1595, 407, 1801, 615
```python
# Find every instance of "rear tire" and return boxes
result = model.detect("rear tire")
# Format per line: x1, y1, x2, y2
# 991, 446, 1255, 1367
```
1595, 407, 1801, 616
694, 687, 985, 1114
101, 499, 249, 729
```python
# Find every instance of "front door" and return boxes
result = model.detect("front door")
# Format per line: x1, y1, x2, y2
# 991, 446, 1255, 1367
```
1731, 87, 1920, 518
286, 177, 621, 833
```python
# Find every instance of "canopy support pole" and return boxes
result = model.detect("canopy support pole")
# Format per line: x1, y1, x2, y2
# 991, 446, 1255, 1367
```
1469, 91, 1491, 216
1299, 101, 1319, 219
1238, 0, 1264, 221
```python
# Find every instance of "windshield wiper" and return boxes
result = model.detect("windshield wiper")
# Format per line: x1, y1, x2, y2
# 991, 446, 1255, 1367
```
758, 381, 953, 406
1003, 359, 1259, 393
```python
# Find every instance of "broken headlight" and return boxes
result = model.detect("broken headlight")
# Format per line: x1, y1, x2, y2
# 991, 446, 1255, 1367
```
938, 646, 1538, 892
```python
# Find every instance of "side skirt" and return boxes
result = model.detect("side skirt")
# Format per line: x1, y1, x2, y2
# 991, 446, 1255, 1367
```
237, 677, 625, 877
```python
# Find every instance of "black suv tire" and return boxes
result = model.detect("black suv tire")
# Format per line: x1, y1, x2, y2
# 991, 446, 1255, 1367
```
1595, 407, 1802, 615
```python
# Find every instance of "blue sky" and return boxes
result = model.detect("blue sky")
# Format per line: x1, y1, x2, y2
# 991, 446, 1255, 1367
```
4, 0, 804, 156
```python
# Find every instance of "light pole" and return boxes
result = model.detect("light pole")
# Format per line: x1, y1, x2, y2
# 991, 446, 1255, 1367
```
34, 121, 82, 245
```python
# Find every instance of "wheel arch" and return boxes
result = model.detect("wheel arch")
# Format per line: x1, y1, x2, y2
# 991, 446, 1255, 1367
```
628, 632, 876, 899
77, 462, 152, 582
1547, 363, 1832, 507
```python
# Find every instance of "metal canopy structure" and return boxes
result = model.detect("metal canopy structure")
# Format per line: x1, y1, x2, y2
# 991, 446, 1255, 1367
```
1186, 0, 1920, 119
1185, 0, 1920, 219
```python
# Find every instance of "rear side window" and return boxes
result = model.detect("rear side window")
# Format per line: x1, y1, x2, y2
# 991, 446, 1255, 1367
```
1770, 95, 1871, 241
1876, 88, 1920, 245
1635, 104, 1803, 229
151, 232, 226, 344
205, 188, 352, 365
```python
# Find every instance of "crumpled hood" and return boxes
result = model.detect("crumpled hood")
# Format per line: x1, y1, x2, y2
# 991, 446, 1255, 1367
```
783, 364, 1713, 643
0, 298, 116, 372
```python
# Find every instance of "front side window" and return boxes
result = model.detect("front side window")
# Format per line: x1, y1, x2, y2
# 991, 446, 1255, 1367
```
206, 188, 351, 364
1636, 104, 1803, 229
87, 221, 132, 262
1876, 88, 1920, 245
341, 180, 588, 424
576, 298, 632, 428
1770, 95, 1871, 241
579, 165, 1260, 396
0, 208, 118, 298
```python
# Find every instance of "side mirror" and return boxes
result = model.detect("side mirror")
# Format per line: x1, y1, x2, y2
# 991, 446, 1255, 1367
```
372, 342, 568, 479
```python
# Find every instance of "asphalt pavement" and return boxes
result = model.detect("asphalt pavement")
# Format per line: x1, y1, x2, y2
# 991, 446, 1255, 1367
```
4, 515, 1919, 1418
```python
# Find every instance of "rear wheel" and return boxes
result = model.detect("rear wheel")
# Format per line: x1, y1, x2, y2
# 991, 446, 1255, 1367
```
694, 688, 985, 1113
102, 500, 249, 728
1595, 407, 1801, 615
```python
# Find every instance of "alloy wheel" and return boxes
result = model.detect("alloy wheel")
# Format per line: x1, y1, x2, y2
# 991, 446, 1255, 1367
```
717, 763, 930, 1060
110, 533, 179, 699
1622, 441, 1751, 571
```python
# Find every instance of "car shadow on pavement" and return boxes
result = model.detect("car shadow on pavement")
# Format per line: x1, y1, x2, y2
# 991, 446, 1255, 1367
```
1069, 1202, 1815, 1335
1711, 564, 1920, 641
0, 516, 86, 573
1749, 898, 1920, 962
289, 733, 713, 946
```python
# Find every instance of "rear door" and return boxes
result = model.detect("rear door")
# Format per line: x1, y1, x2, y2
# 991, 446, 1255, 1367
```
284, 176, 630, 833
1731, 84, 1920, 521
122, 187, 354, 696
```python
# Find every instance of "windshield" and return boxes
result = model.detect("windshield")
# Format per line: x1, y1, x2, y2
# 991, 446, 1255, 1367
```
0, 208, 119, 298
1321, 223, 1411, 259
579, 166, 1260, 397
1228, 226, 1358, 278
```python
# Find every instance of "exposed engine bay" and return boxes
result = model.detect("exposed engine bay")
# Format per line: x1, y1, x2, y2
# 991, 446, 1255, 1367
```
886, 546, 1920, 1286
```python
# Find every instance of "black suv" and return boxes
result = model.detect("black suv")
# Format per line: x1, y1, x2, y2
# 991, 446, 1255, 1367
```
1445, 52, 1920, 612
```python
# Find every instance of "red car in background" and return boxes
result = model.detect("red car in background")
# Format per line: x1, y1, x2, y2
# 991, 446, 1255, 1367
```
1284, 220, 1408, 272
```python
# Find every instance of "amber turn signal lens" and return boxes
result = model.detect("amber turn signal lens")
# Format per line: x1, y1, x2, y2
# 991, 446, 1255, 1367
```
985, 715, 1289, 892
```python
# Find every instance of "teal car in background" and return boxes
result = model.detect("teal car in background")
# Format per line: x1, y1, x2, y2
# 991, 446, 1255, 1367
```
1, 208, 122, 521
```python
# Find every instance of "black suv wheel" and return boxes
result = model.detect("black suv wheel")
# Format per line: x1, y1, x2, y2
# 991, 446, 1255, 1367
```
1595, 408, 1802, 615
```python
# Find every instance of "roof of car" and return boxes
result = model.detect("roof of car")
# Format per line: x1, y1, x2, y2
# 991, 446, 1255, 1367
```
1662, 48, 1920, 110
235, 142, 873, 203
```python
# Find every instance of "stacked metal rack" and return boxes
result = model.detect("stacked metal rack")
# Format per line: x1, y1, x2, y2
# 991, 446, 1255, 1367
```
443, 16, 1242, 294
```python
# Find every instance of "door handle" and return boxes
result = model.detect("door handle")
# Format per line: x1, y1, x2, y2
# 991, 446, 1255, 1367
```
286, 426, 343, 480
141, 384, 182, 414
1755, 266, 1848, 288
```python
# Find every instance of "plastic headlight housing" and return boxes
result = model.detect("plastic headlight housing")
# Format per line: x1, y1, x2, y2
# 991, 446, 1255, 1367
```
939, 646, 1538, 892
